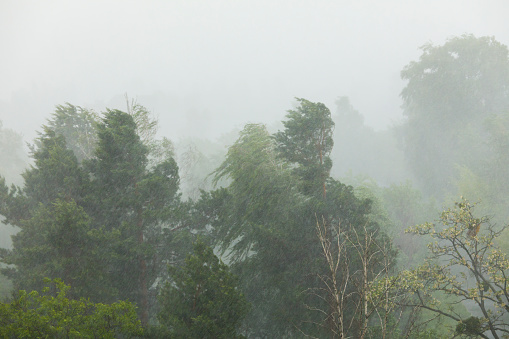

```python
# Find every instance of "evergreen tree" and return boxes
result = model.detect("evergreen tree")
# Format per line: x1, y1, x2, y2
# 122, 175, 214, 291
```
158, 239, 249, 338
0, 129, 99, 296
274, 98, 334, 198
86, 109, 183, 325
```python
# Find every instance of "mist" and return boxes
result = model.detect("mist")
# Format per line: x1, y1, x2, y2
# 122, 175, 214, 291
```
3, 1, 509, 337
2, 0, 508, 143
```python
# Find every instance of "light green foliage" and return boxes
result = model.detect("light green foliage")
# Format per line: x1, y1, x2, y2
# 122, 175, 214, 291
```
395, 199, 509, 338
212, 124, 298, 261
0, 279, 142, 338
158, 239, 249, 338
126, 97, 176, 168
45, 103, 99, 162
400, 35, 509, 197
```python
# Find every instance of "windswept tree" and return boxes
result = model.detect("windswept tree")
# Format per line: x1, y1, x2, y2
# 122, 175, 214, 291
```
274, 98, 334, 198
1, 104, 186, 327
200, 99, 389, 337
394, 199, 509, 338
0, 129, 99, 296
86, 109, 183, 325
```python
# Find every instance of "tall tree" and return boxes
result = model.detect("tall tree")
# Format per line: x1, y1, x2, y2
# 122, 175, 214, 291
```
400, 34, 509, 197
87, 109, 183, 325
44, 103, 99, 162
206, 108, 387, 336
274, 98, 334, 198
0, 129, 112, 299
1, 104, 185, 327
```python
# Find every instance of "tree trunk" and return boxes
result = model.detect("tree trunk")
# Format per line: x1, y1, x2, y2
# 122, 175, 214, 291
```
137, 208, 149, 326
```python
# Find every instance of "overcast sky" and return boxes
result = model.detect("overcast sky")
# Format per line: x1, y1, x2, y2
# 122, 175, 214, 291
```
1, 0, 508, 143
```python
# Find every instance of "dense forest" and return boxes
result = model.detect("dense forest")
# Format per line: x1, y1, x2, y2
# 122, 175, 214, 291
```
2, 34, 509, 338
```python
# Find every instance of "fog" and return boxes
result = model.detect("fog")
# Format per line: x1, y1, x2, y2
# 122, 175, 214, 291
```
1, 0, 508, 143
4, 2, 509, 335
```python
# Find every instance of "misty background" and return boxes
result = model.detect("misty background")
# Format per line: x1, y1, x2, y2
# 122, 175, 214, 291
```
2, 0, 508, 145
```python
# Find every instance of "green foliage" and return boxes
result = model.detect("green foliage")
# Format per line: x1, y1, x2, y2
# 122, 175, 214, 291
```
396, 199, 509, 338
400, 34, 509, 197
0, 272, 13, 301
1, 104, 187, 325
274, 98, 334, 197
86, 109, 185, 323
2, 199, 116, 301
158, 239, 249, 338
0, 279, 142, 338
45, 103, 99, 162
203, 101, 393, 337
0, 129, 100, 296
455, 316, 482, 337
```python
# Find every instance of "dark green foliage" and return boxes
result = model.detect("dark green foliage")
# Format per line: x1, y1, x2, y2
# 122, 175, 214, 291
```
0, 129, 98, 296
455, 316, 482, 337
86, 109, 185, 324
1, 105, 186, 325
0, 279, 142, 338
2, 199, 115, 301
158, 239, 249, 338
274, 98, 334, 197
204, 102, 393, 337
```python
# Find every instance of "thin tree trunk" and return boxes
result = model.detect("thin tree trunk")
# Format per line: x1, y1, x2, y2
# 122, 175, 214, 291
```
137, 206, 149, 326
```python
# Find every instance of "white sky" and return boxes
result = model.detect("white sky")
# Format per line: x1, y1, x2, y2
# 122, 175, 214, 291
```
1, 0, 508, 143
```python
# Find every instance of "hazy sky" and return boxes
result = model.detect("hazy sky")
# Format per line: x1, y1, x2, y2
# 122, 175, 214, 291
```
1, 0, 508, 143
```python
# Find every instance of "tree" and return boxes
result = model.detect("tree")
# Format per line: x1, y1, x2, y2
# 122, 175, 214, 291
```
0, 129, 98, 296
205, 114, 385, 336
45, 103, 99, 162
86, 109, 184, 325
1, 104, 186, 326
158, 239, 249, 338
274, 98, 334, 198
0, 279, 142, 338
400, 35, 509, 197
1, 199, 116, 301
396, 199, 509, 338
311, 214, 398, 339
